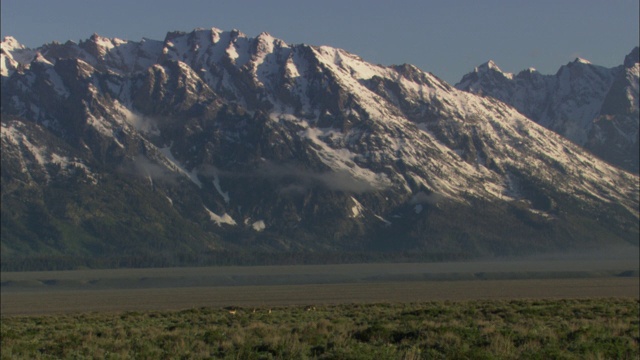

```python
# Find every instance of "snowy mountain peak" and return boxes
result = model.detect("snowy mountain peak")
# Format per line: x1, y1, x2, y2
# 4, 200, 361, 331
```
229, 28, 247, 39
573, 57, 592, 65
1, 36, 26, 51
1, 36, 36, 77
480, 59, 499, 70
194, 26, 224, 34
475, 60, 513, 79
88, 33, 127, 49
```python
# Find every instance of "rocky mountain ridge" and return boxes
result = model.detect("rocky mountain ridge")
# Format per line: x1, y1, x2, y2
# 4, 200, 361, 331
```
456, 48, 639, 173
1, 29, 638, 269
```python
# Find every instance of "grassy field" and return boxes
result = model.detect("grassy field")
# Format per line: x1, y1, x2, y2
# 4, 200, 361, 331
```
2, 298, 638, 359
2, 261, 638, 358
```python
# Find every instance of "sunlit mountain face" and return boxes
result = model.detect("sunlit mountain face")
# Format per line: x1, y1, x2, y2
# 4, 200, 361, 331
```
1, 30, 638, 269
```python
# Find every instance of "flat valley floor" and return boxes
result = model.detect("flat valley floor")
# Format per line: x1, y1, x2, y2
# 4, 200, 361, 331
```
2, 259, 639, 316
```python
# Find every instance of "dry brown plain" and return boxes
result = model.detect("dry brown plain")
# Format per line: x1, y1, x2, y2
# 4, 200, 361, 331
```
2, 259, 638, 316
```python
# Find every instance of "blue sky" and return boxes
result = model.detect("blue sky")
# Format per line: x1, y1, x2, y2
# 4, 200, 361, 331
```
2, 0, 638, 84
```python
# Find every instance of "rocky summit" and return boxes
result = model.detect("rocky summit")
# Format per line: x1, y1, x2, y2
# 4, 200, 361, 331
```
1, 29, 638, 269
456, 47, 639, 173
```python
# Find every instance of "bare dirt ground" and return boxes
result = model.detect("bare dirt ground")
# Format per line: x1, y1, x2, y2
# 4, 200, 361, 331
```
2, 259, 638, 316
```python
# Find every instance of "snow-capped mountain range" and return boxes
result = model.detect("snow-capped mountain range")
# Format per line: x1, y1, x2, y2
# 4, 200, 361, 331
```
1, 28, 638, 268
456, 48, 639, 173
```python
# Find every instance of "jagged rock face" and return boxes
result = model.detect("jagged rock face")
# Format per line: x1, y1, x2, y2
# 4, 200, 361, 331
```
587, 48, 640, 173
456, 48, 640, 174
1, 30, 638, 266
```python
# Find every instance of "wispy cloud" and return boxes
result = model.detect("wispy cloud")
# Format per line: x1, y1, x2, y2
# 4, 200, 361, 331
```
203, 162, 388, 193
121, 156, 179, 184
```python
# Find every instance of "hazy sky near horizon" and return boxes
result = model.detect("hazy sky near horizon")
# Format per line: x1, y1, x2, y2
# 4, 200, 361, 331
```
2, 0, 638, 84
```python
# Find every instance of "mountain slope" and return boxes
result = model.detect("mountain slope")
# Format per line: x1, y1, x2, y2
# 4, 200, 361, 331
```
456, 48, 639, 173
1, 29, 638, 269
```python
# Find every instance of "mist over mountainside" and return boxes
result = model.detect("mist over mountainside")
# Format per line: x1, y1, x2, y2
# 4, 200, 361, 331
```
1, 29, 638, 270
456, 48, 639, 173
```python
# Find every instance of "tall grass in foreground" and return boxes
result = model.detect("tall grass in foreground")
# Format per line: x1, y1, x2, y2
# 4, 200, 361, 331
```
1, 298, 638, 359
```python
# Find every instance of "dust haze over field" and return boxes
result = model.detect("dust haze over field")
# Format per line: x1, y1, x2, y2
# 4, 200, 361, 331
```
510, 243, 640, 262
2, 252, 638, 290
2, 253, 638, 316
